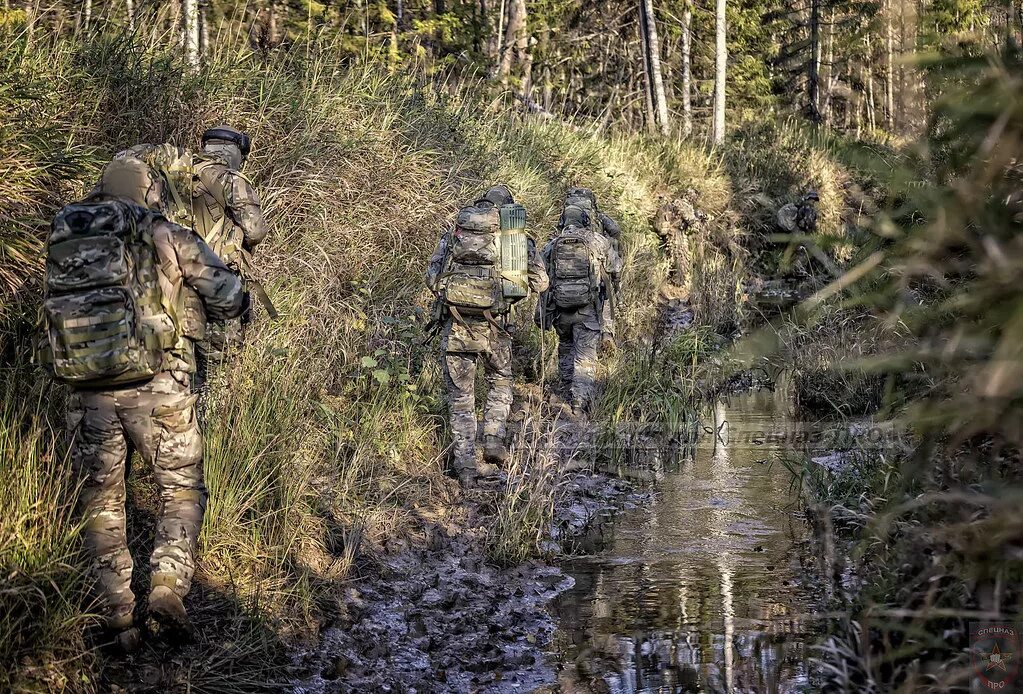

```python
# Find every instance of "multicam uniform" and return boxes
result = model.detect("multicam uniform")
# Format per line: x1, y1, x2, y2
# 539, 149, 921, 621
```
191, 154, 268, 360
541, 227, 622, 413
426, 214, 549, 474
67, 217, 246, 629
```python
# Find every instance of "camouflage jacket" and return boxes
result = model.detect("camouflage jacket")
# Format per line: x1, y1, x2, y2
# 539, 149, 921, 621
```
153, 217, 247, 372
193, 155, 268, 256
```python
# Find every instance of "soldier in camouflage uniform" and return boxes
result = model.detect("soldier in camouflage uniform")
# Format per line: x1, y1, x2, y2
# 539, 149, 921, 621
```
425, 186, 549, 485
192, 127, 268, 393
116, 128, 268, 393
62, 160, 247, 650
540, 210, 623, 418
559, 188, 622, 350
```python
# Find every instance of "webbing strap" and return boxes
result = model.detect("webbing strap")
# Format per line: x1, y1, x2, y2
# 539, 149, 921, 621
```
61, 312, 126, 329
65, 323, 127, 342
62, 342, 123, 358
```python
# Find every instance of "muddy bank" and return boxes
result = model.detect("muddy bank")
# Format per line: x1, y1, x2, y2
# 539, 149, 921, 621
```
293, 467, 644, 693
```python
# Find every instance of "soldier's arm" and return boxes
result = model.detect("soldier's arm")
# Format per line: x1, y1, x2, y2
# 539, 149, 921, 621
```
154, 220, 248, 321
526, 237, 550, 293
228, 173, 268, 251
599, 213, 622, 240
424, 233, 449, 292
603, 237, 624, 280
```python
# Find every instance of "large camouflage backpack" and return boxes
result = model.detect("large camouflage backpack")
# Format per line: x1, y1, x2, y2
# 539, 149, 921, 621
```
563, 187, 603, 236
117, 144, 245, 270
439, 202, 530, 317
550, 225, 602, 310
39, 199, 179, 387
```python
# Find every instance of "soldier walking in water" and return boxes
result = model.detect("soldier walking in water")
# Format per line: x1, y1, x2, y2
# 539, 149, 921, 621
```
425, 185, 549, 486
39, 159, 247, 650
538, 202, 623, 418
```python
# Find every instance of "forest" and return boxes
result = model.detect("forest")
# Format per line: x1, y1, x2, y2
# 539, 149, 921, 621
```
1, 0, 1022, 691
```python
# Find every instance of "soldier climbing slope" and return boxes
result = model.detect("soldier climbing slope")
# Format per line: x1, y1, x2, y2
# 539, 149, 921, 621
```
558, 187, 622, 351
37, 159, 248, 651
116, 126, 270, 392
425, 185, 549, 487
537, 208, 623, 419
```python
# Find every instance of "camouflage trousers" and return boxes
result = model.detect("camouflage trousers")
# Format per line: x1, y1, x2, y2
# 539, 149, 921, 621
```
555, 312, 601, 413
68, 370, 206, 628
440, 319, 513, 473
193, 319, 243, 422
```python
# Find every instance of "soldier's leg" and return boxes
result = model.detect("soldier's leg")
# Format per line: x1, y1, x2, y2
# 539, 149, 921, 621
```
571, 325, 602, 414
443, 351, 479, 474
482, 331, 513, 441
482, 332, 513, 465
68, 391, 136, 630
122, 372, 205, 601
600, 300, 616, 342
555, 320, 575, 397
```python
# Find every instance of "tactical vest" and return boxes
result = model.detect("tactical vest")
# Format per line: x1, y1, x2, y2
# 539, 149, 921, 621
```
550, 226, 602, 310
439, 202, 529, 317
39, 199, 180, 387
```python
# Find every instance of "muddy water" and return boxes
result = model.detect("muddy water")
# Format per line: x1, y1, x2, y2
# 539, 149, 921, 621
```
549, 390, 824, 693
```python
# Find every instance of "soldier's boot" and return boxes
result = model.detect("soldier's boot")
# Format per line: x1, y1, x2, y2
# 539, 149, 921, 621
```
482, 435, 511, 466
106, 613, 142, 655
147, 585, 194, 641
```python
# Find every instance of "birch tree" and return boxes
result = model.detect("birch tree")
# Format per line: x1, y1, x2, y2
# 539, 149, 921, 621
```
183, 0, 200, 67
681, 5, 693, 137
713, 0, 727, 144
640, 0, 671, 135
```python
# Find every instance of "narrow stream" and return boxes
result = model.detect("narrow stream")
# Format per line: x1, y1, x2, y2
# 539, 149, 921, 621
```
550, 389, 826, 693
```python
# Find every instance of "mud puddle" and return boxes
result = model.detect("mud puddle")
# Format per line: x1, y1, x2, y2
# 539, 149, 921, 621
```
545, 389, 829, 693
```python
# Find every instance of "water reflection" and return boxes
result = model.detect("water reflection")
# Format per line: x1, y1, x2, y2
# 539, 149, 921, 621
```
551, 390, 822, 693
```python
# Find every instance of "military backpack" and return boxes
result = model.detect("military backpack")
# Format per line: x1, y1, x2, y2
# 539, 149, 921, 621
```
39, 199, 179, 387
550, 225, 603, 310
117, 144, 245, 270
439, 202, 530, 317
563, 188, 603, 236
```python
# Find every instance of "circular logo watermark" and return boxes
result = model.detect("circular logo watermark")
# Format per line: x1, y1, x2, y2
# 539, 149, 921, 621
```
972, 622, 1020, 691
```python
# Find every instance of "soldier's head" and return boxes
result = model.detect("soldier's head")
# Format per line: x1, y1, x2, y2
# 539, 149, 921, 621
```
202, 125, 251, 170
481, 184, 514, 207
802, 189, 820, 204
97, 158, 164, 210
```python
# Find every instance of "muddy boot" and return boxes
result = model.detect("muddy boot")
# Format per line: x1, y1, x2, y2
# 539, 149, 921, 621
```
105, 613, 142, 655
482, 435, 511, 466
147, 586, 194, 641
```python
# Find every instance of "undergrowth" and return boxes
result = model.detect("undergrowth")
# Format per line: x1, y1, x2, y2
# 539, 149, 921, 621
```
0, 19, 868, 693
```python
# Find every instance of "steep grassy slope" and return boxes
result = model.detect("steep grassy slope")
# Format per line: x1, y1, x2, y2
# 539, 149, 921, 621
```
0, 27, 865, 691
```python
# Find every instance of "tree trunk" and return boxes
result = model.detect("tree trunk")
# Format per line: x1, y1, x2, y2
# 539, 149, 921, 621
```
269, 0, 279, 44
199, 0, 209, 56
497, 0, 526, 84
885, 0, 895, 130
823, 7, 835, 123
681, 7, 693, 137
712, 0, 727, 144
638, 8, 656, 133
809, 0, 821, 122
183, 0, 200, 66
82, 0, 93, 30
435, 0, 445, 14
641, 0, 671, 135
397, 0, 404, 28
126, 0, 135, 31
865, 34, 876, 131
